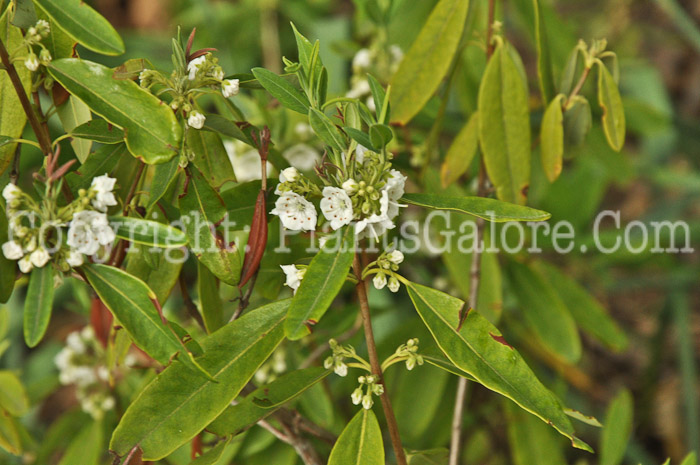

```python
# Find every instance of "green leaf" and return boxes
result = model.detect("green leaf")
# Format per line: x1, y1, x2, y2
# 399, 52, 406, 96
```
369, 123, 393, 149
57, 420, 103, 465
188, 129, 236, 188
291, 22, 323, 79
534, 262, 628, 352
0, 9, 31, 176
285, 227, 354, 340
308, 107, 347, 153
600, 389, 633, 465
66, 143, 126, 193
540, 94, 565, 182
533, 0, 555, 102
201, 114, 254, 146
109, 216, 188, 248
48, 59, 182, 164
406, 448, 449, 465
83, 264, 210, 378
110, 300, 289, 460
190, 437, 233, 465
252, 68, 310, 114
681, 452, 698, 465
0, 372, 29, 416
440, 112, 479, 187
0, 409, 21, 455
478, 42, 531, 205
597, 62, 626, 151
406, 282, 591, 451
71, 119, 124, 144
507, 260, 581, 363
10, 0, 36, 29
33, 0, 124, 55
367, 74, 388, 123
56, 95, 92, 163
146, 156, 180, 212
0, 202, 15, 303
344, 127, 376, 152
389, 0, 470, 124
197, 261, 224, 334
179, 165, 241, 286
563, 95, 592, 147
23, 265, 55, 348
124, 244, 184, 306
328, 409, 384, 465
401, 193, 550, 222
505, 400, 566, 465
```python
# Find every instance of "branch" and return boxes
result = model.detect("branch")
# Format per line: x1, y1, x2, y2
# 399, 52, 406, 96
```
352, 253, 407, 465
0, 37, 53, 156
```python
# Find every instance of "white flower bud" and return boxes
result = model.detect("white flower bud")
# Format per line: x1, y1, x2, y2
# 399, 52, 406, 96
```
406, 357, 416, 371
66, 249, 84, 267
25, 53, 39, 71
18, 255, 33, 273
372, 383, 384, 395
373, 273, 387, 290
2, 183, 21, 201
279, 167, 299, 183
187, 111, 206, 129
334, 360, 348, 377
30, 247, 51, 268
323, 357, 334, 370
386, 250, 404, 265
2, 241, 23, 260
222, 78, 240, 98
39, 48, 51, 63
362, 394, 373, 410
388, 277, 400, 293
342, 178, 359, 194
351, 388, 363, 405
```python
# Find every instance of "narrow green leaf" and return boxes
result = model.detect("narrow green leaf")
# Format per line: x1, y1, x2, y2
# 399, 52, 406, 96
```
328, 409, 384, 465
681, 452, 698, 465
110, 300, 289, 460
57, 420, 103, 465
23, 266, 55, 348
406, 448, 450, 465
83, 264, 210, 378
507, 260, 581, 363
48, 59, 182, 164
0, 9, 30, 176
344, 127, 376, 152
389, 0, 470, 124
564, 408, 602, 427
10, 0, 36, 28
369, 123, 393, 149
440, 112, 479, 187
285, 227, 354, 340
191, 437, 232, 465
600, 389, 633, 465
597, 62, 626, 151
109, 216, 188, 248
179, 165, 241, 286
0, 202, 15, 303
188, 129, 236, 188
505, 400, 567, 465
478, 42, 531, 205
197, 261, 224, 334
406, 282, 591, 451
563, 95, 592, 147
367, 74, 388, 123
535, 261, 628, 351
146, 156, 180, 212
66, 143, 126, 193
56, 95, 92, 163
540, 94, 565, 182
0, 372, 29, 416
124, 244, 184, 306
71, 119, 124, 144
33, 0, 124, 55
252, 68, 310, 114
533, 0, 555, 102
291, 22, 323, 79
201, 114, 255, 146
308, 107, 347, 153
401, 193, 551, 222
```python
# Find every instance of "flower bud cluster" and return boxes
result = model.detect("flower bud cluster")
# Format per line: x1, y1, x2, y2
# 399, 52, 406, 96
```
21, 20, 52, 72
351, 374, 384, 410
323, 338, 357, 377
372, 249, 404, 293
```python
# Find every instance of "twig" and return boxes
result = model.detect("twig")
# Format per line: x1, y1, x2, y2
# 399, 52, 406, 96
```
0, 38, 53, 156
352, 253, 407, 465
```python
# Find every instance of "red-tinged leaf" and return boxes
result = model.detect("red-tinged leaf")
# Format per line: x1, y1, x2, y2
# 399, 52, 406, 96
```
49, 159, 76, 181
188, 48, 218, 62
239, 190, 268, 287
90, 297, 112, 348
185, 28, 196, 57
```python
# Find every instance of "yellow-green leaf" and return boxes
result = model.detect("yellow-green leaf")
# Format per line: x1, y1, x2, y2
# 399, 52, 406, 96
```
441, 112, 479, 188
23, 265, 55, 348
597, 62, 626, 151
328, 409, 384, 465
56, 95, 92, 163
540, 94, 565, 182
533, 0, 555, 102
478, 42, 531, 205
600, 389, 633, 465
401, 193, 550, 222
0, 372, 28, 417
390, 0, 470, 124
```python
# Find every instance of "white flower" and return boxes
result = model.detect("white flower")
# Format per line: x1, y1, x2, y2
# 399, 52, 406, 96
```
90, 174, 117, 212
39, 48, 51, 63
355, 145, 367, 164
388, 277, 400, 293
35, 19, 50, 36
281, 264, 305, 293
67, 211, 115, 256
342, 179, 358, 195
362, 394, 373, 410
66, 332, 86, 354
383, 169, 407, 219
54, 348, 72, 371
18, 255, 32, 273
66, 249, 84, 267
270, 192, 317, 231
352, 48, 371, 70
187, 56, 206, 80
373, 273, 387, 290
334, 360, 348, 377
2, 183, 21, 202
279, 167, 299, 183
2, 241, 23, 260
386, 250, 404, 264
187, 111, 206, 129
97, 366, 109, 382
347, 79, 371, 99
351, 388, 363, 405
320, 187, 353, 230
101, 396, 115, 410
222, 78, 240, 98
25, 53, 39, 71
282, 144, 319, 171
29, 247, 51, 268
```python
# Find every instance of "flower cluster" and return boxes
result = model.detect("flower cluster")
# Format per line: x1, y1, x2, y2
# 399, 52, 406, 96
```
20, 19, 52, 72
383, 338, 424, 371
351, 375, 384, 410
270, 148, 407, 240
370, 249, 404, 293
323, 338, 355, 377
1, 174, 118, 273
54, 327, 134, 419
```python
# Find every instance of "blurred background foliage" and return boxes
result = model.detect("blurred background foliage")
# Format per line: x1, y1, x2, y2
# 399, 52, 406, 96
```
0, 0, 698, 464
